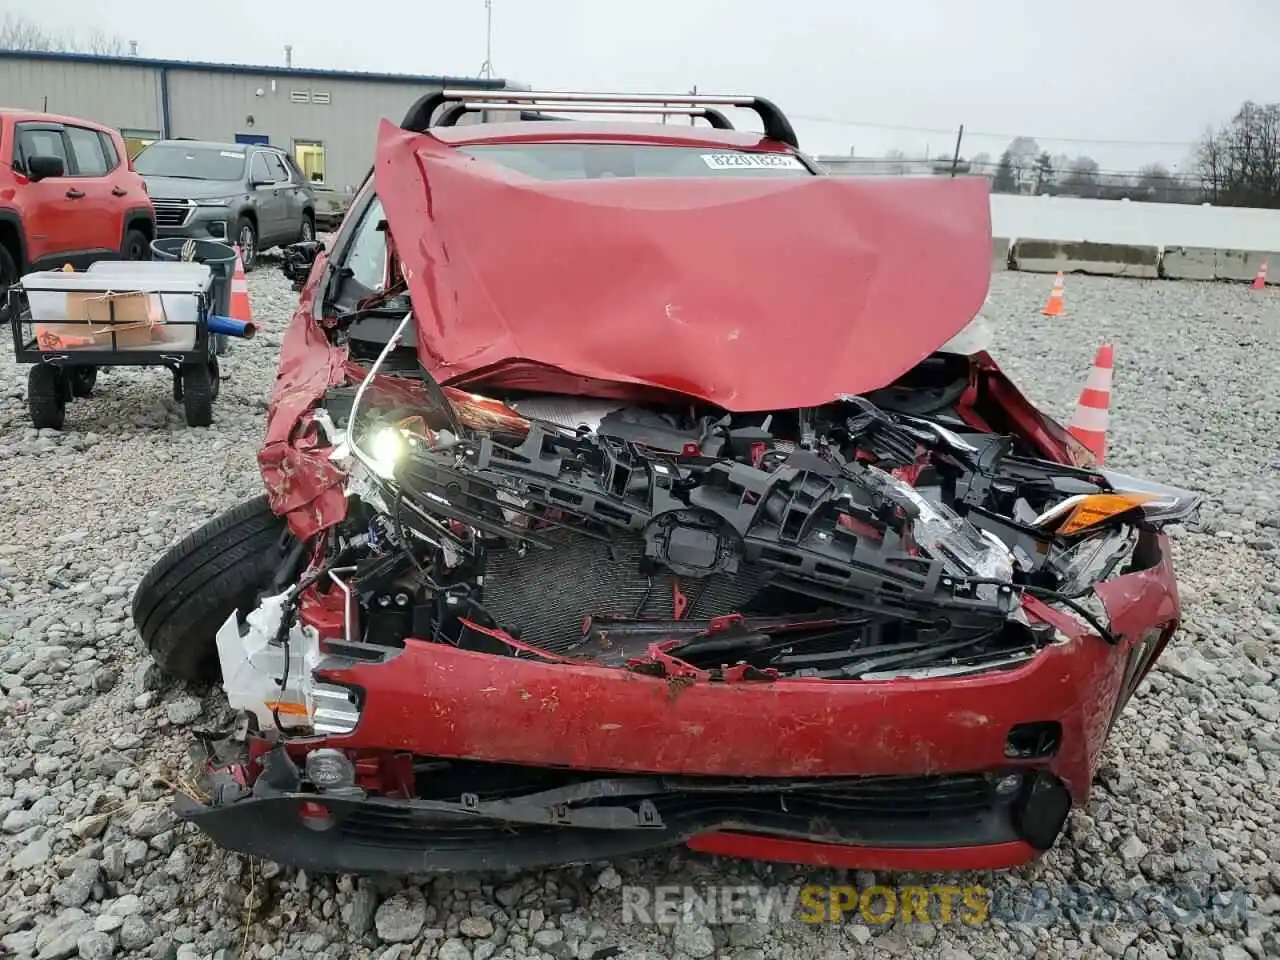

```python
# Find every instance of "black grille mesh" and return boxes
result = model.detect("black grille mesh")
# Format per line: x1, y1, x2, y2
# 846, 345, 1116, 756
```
480, 528, 766, 653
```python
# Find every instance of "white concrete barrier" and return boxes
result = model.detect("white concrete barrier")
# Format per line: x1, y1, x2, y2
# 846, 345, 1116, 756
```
993, 237, 1011, 270
1159, 246, 1217, 281
980, 194, 1280, 281
1010, 239, 1161, 278
989, 194, 1280, 250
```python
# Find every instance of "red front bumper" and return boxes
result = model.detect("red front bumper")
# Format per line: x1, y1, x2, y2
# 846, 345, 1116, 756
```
244, 533, 1176, 871
180, 535, 1178, 875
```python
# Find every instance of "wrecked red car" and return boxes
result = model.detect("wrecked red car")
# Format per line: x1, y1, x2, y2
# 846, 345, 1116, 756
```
133, 90, 1200, 876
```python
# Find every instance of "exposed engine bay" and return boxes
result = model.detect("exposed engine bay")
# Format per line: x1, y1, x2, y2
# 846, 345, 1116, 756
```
220, 319, 1198, 736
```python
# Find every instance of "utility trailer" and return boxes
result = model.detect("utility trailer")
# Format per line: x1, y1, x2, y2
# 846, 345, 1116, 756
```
8, 257, 251, 429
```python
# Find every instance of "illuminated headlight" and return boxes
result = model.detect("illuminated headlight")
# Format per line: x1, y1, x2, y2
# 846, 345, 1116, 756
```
367, 427, 408, 480
305, 748, 356, 790
196, 197, 238, 207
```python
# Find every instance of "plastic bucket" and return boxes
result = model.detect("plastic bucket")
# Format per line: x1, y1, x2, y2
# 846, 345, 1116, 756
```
150, 238, 238, 355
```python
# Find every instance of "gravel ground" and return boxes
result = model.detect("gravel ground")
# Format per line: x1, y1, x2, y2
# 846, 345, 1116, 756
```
0, 265, 1277, 960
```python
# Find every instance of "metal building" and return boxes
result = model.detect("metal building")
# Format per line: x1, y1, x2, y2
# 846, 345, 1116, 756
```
0, 50, 513, 193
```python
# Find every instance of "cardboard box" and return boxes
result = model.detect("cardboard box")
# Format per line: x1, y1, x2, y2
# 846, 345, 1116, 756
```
34, 291, 162, 351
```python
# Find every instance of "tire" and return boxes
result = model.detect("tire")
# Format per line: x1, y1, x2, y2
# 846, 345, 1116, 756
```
0, 243, 17, 320
299, 213, 316, 244
68, 366, 97, 398
132, 494, 296, 682
27, 365, 66, 430
122, 228, 150, 261
209, 353, 221, 401
181, 357, 215, 427
234, 217, 258, 271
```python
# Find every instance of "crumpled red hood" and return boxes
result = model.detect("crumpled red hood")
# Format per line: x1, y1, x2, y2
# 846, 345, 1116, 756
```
375, 120, 993, 412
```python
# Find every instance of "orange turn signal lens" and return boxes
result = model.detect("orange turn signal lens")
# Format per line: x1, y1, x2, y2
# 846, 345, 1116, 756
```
264, 700, 310, 717
1056, 493, 1159, 536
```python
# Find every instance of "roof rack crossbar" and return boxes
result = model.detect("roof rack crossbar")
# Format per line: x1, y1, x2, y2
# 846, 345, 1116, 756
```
439, 101, 735, 130
401, 89, 798, 147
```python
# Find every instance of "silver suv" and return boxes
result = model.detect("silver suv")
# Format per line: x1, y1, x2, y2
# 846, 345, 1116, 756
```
133, 139, 317, 270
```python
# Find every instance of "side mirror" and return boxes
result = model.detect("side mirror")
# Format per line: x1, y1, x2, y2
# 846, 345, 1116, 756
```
27, 155, 65, 182
281, 240, 323, 290
251, 178, 274, 189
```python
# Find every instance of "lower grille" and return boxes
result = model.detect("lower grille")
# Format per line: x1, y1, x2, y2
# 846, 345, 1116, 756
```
480, 528, 767, 653
336, 772, 1002, 847
340, 808, 526, 849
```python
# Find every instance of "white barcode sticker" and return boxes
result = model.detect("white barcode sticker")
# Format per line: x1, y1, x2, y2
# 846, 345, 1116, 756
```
700, 152, 805, 170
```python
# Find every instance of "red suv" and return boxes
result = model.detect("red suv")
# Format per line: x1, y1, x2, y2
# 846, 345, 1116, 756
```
0, 109, 155, 300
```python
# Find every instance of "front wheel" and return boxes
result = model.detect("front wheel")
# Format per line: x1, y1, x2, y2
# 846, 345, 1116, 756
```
68, 366, 98, 398
181, 356, 216, 427
0, 243, 18, 320
122, 229, 150, 261
28, 365, 67, 430
234, 217, 258, 271
299, 213, 315, 244
132, 494, 298, 681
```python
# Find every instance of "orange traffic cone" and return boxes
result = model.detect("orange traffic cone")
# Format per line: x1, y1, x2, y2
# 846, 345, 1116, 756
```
1252, 260, 1268, 290
1042, 271, 1066, 317
1067, 343, 1113, 464
231, 246, 253, 324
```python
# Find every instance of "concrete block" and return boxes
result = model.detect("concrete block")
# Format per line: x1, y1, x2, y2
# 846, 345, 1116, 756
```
1160, 246, 1217, 281
992, 237, 1011, 270
1213, 248, 1280, 283
1011, 239, 1161, 278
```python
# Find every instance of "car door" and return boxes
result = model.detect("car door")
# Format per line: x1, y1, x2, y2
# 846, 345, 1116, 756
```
249, 150, 287, 244
267, 151, 308, 240
61, 124, 121, 256
11, 122, 79, 266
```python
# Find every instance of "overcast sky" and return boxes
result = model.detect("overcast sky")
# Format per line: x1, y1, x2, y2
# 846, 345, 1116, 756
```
11, 1, 1278, 172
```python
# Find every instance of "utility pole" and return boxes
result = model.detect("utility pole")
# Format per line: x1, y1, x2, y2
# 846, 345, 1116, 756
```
949, 124, 965, 177
690, 84, 697, 126
478, 0, 495, 79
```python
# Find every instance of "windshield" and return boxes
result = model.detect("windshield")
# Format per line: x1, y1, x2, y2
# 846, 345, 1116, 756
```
134, 143, 247, 181
457, 143, 814, 181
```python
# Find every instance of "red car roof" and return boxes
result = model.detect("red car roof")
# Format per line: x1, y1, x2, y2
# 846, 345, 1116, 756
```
0, 107, 115, 131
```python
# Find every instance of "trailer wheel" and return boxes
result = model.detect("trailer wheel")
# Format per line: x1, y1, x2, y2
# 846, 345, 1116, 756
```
181, 358, 215, 427
209, 354, 221, 402
68, 366, 97, 398
132, 494, 298, 682
28, 365, 67, 430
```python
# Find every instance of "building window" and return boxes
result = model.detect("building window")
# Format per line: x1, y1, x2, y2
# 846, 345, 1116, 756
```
120, 128, 161, 160
294, 140, 326, 184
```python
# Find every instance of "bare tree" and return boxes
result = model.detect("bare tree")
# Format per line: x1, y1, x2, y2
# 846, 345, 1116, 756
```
81, 27, 128, 56
1195, 101, 1280, 208
1061, 157, 1101, 197
1033, 152, 1054, 194
0, 13, 127, 55
992, 151, 1017, 193
1003, 136, 1040, 191
1134, 163, 1175, 203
